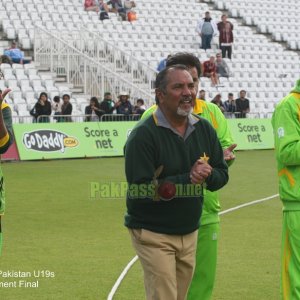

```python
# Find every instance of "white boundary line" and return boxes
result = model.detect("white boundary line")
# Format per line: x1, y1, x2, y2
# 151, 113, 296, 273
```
107, 193, 279, 300
219, 194, 279, 215
107, 256, 139, 300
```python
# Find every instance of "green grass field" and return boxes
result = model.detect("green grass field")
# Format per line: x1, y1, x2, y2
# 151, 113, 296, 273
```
0, 150, 281, 300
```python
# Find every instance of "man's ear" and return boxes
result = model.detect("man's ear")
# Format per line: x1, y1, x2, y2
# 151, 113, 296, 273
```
155, 88, 165, 104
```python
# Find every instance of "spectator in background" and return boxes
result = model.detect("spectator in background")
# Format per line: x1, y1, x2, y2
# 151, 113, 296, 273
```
99, 0, 110, 20
198, 89, 206, 101
0, 55, 12, 79
217, 14, 234, 59
85, 97, 104, 122
0, 55, 12, 66
202, 56, 219, 87
84, 0, 99, 12
196, 11, 218, 50
133, 98, 146, 115
215, 53, 230, 78
30, 92, 52, 123
52, 95, 62, 122
224, 93, 236, 118
115, 91, 133, 115
61, 94, 73, 122
124, 0, 136, 9
107, 0, 127, 20
157, 54, 171, 72
211, 93, 225, 113
4, 41, 30, 64
99, 92, 115, 114
236, 90, 250, 118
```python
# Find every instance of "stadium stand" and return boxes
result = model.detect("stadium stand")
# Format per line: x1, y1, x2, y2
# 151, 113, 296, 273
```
218, 0, 300, 50
0, 0, 299, 121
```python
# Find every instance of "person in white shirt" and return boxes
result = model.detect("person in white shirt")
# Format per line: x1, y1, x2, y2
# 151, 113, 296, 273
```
52, 96, 62, 122
196, 12, 218, 50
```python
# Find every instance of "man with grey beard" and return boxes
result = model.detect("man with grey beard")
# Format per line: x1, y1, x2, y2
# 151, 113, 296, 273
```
124, 65, 228, 300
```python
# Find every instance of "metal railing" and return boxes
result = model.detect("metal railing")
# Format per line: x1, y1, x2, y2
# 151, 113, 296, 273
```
100, 114, 141, 121
13, 112, 267, 124
77, 27, 158, 96
12, 116, 33, 124
224, 112, 262, 119
12, 114, 141, 124
34, 26, 155, 107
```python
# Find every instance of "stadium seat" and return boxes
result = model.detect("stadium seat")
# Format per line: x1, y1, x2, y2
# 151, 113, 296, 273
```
0, 0, 297, 117
3, 69, 16, 80
31, 79, 45, 94
23, 90, 36, 103
16, 72, 28, 82
6, 27, 16, 39
15, 103, 28, 112
19, 79, 34, 92
0, 80, 7, 91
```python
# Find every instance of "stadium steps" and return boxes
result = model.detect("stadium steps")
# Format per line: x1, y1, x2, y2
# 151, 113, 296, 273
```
35, 69, 83, 95
205, 0, 300, 55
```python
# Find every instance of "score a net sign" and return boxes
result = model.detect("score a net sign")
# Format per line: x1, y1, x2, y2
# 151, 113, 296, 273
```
22, 130, 79, 153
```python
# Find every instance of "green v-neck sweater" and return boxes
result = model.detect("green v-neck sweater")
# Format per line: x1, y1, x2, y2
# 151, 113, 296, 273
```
124, 114, 228, 235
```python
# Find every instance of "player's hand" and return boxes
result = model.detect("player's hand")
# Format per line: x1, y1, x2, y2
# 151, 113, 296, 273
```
0, 89, 11, 105
190, 160, 212, 184
223, 144, 237, 161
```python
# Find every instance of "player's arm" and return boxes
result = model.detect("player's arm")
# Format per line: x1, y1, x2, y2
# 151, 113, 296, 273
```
0, 89, 13, 154
140, 104, 157, 120
207, 103, 237, 164
273, 104, 300, 166
204, 124, 229, 191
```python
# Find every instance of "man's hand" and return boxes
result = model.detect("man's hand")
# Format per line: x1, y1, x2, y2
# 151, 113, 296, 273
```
114, 101, 122, 108
0, 89, 11, 105
223, 144, 237, 161
190, 159, 212, 184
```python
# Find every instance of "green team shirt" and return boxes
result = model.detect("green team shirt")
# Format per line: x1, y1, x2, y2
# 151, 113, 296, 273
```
272, 91, 300, 211
0, 103, 14, 215
141, 99, 234, 225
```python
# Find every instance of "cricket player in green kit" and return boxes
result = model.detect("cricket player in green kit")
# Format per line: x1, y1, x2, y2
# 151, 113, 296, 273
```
272, 79, 300, 300
0, 89, 14, 255
141, 53, 236, 300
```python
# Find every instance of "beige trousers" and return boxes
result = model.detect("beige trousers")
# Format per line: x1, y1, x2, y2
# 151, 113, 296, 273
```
129, 228, 198, 300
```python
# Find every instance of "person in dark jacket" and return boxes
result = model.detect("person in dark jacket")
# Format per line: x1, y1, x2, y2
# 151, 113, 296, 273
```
133, 99, 146, 115
235, 90, 250, 118
30, 92, 51, 123
115, 91, 133, 116
99, 92, 115, 115
60, 94, 73, 122
224, 93, 236, 118
217, 14, 234, 59
211, 94, 225, 113
85, 97, 104, 122
125, 65, 228, 300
